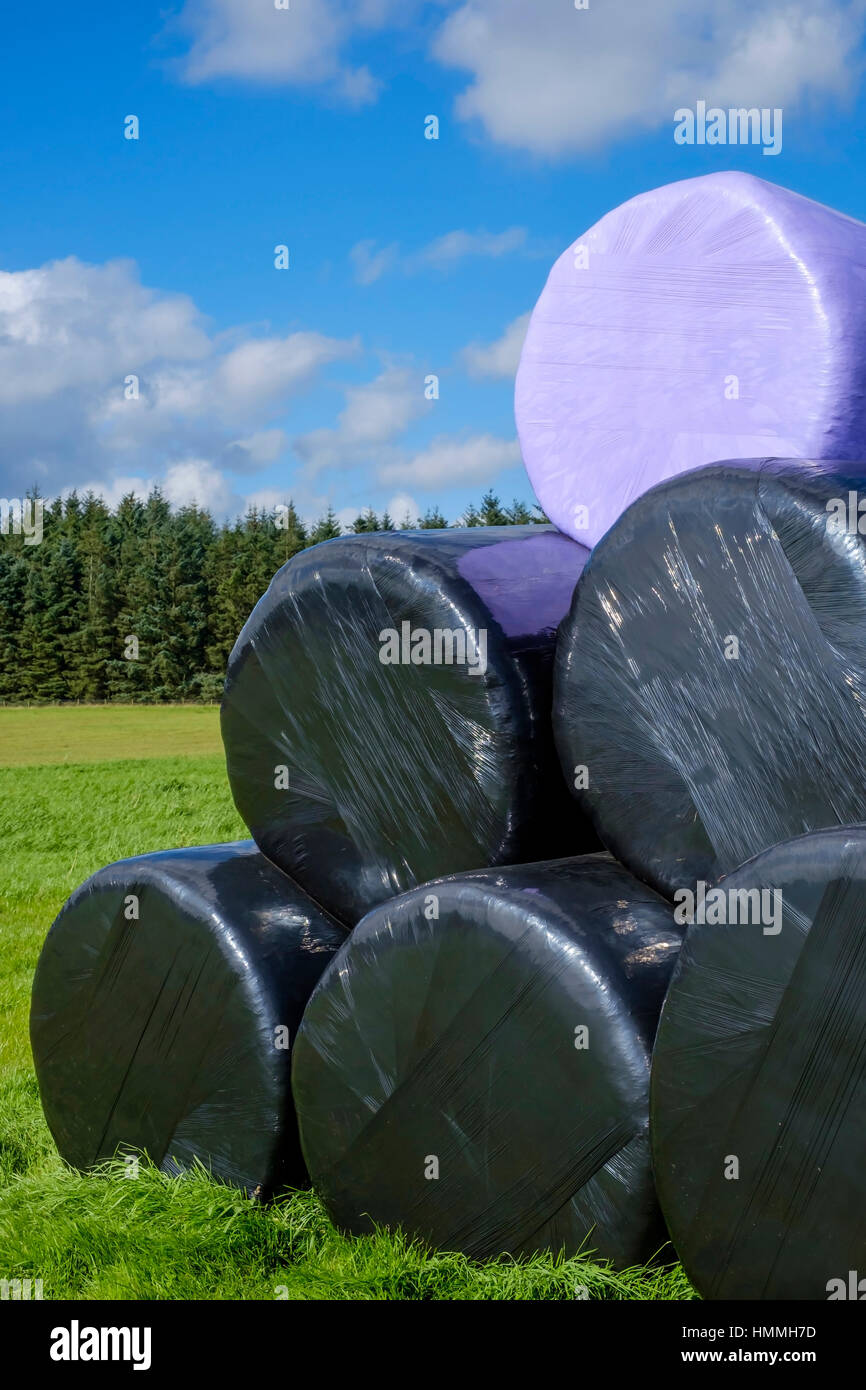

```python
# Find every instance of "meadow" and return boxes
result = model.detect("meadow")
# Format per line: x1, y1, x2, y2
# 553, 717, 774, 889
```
0, 705, 694, 1300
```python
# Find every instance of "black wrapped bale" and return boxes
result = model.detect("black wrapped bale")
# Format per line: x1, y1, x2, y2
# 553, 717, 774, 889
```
30, 841, 346, 1194
554, 458, 866, 899
291, 855, 682, 1266
221, 526, 594, 925
651, 827, 866, 1300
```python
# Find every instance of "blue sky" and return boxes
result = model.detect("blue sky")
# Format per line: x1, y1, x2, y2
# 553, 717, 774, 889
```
1, 0, 865, 526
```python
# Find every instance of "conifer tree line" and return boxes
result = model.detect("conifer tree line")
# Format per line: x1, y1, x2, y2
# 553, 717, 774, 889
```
0, 488, 548, 704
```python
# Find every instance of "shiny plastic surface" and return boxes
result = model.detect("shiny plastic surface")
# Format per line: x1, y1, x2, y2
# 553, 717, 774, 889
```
292, 854, 682, 1266
222, 526, 593, 925
30, 841, 346, 1194
516, 172, 866, 546
651, 826, 866, 1300
555, 457, 866, 899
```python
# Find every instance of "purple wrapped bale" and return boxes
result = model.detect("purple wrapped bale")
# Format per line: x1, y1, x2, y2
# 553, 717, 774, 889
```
515, 172, 866, 547
221, 526, 594, 925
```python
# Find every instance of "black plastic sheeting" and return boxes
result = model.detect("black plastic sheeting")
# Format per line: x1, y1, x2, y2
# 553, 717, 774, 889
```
30, 841, 346, 1194
222, 526, 594, 924
292, 855, 682, 1266
651, 826, 866, 1300
554, 457, 866, 900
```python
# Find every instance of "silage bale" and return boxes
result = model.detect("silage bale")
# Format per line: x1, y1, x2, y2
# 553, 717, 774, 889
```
222, 526, 594, 925
292, 855, 682, 1267
515, 171, 866, 548
30, 841, 346, 1194
554, 457, 866, 900
651, 826, 866, 1300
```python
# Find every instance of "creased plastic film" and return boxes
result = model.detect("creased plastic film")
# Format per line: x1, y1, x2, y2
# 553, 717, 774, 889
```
30, 841, 346, 1194
222, 526, 594, 925
555, 457, 866, 898
651, 826, 866, 1300
292, 854, 682, 1267
516, 172, 866, 546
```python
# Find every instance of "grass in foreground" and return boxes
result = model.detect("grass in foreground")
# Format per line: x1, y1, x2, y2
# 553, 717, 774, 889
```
0, 706, 695, 1300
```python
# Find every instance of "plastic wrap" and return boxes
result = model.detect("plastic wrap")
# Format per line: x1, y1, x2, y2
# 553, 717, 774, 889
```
554, 457, 866, 899
515, 172, 866, 547
222, 526, 594, 925
30, 841, 346, 1194
291, 855, 682, 1266
651, 826, 866, 1300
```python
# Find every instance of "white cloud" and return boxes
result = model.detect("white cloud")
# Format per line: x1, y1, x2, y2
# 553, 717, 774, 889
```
173, 0, 417, 102
349, 239, 401, 285
223, 429, 289, 470
385, 492, 422, 524
0, 255, 357, 497
432, 0, 866, 156
70, 459, 244, 517
294, 366, 431, 474
167, 1, 866, 157
378, 432, 521, 487
0, 258, 210, 404
215, 332, 357, 408
350, 227, 529, 283
409, 227, 527, 269
162, 458, 241, 512
461, 311, 530, 379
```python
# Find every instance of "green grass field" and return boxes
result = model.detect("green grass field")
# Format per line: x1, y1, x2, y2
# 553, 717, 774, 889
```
0, 706, 694, 1300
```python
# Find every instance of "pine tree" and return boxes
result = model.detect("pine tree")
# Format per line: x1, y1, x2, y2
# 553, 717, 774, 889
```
350, 507, 380, 533
309, 506, 342, 545
272, 501, 308, 571
0, 481, 549, 704
478, 490, 509, 527
67, 493, 117, 701
505, 499, 534, 525
0, 546, 28, 702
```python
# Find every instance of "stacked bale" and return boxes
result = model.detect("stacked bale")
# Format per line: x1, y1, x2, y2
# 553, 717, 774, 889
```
292, 856, 682, 1267
31, 842, 346, 1193
29, 172, 866, 1297
515, 170, 866, 547
553, 458, 866, 896
220, 524, 594, 924
651, 827, 866, 1300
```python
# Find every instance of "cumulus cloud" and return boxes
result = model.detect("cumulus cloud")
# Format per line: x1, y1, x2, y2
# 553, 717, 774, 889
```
172, 0, 418, 102
167, 1, 866, 157
71, 459, 244, 517
215, 332, 356, 408
221, 429, 289, 472
0, 255, 357, 497
294, 366, 431, 474
384, 492, 423, 524
432, 0, 866, 156
461, 311, 531, 379
378, 432, 521, 487
350, 227, 529, 283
